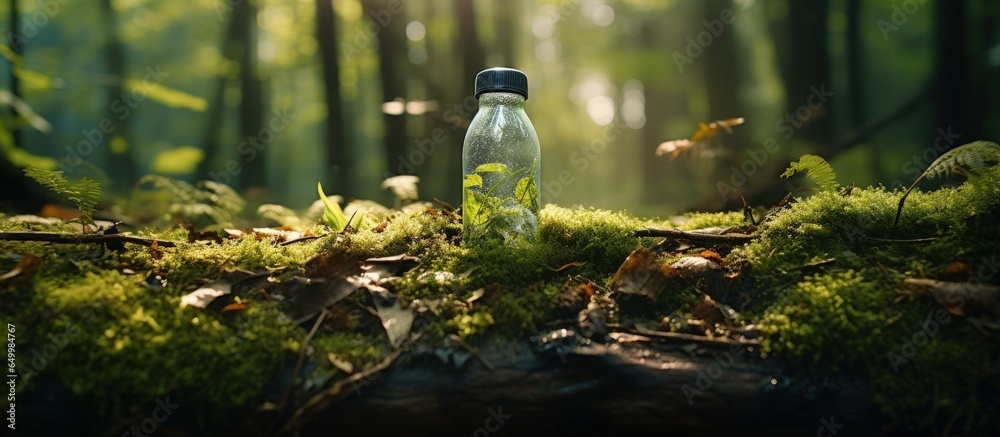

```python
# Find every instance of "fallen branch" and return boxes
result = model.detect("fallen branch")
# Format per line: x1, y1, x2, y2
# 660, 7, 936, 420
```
0, 231, 177, 247
635, 227, 755, 244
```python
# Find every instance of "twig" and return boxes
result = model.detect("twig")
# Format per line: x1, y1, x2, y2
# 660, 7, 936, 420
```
277, 235, 322, 246
620, 326, 760, 348
635, 227, 755, 244
865, 236, 939, 243
827, 83, 931, 155
447, 334, 495, 371
278, 343, 408, 435
279, 310, 328, 411
0, 231, 176, 247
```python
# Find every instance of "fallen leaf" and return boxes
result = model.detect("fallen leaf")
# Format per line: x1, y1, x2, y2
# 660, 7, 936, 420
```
901, 278, 1000, 318
466, 288, 485, 305
327, 352, 354, 373
0, 254, 41, 283
373, 295, 414, 348
609, 248, 668, 301
697, 250, 727, 266
180, 280, 232, 308
220, 302, 249, 314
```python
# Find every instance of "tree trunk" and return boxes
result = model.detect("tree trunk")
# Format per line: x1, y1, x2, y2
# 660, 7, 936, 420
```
496, 2, 515, 66
294, 339, 880, 436
8, 0, 21, 150
934, 0, 979, 145
234, 0, 266, 191
363, 0, 408, 178
196, 15, 243, 184
99, 0, 137, 191
775, 0, 831, 145
703, 0, 749, 211
845, 0, 880, 180
455, 0, 485, 102
315, 0, 351, 196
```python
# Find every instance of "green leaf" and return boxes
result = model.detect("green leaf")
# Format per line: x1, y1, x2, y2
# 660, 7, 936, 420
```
463, 173, 483, 188
318, 182, 348, 231
781, 154, 839, 192
474, 163, 509, 174
514, 176, 538, 211
463, 190, 483, 227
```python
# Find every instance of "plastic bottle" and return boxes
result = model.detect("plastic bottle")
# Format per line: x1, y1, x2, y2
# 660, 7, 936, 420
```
462, 67, 541, 243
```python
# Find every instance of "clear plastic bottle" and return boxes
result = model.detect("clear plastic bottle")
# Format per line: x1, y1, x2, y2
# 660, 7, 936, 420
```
462, 67, 541, 243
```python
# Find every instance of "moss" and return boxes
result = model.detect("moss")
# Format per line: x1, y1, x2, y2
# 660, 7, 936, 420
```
4, 169, 999, 432
736, 168, 1000, 430
674, 210, 745, 230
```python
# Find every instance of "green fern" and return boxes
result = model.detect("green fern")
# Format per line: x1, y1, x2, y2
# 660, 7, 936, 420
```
893, 140, 1000, 229
23, 167, 101, 216
780, 154, 840, 193
135, 175, 245, 229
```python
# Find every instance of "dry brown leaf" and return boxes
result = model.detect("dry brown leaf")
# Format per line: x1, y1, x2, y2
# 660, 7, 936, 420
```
609, 248, 668, 301
0, 254, 41, 283
901, 278, 1000, 318
220, 302, 249, 314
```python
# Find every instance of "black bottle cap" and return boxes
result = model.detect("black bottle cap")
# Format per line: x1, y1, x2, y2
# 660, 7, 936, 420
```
475, 67, 528, 100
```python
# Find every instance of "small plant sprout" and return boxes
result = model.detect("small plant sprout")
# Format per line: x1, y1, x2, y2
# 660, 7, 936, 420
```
317, 182, 365, 231
780, 154, 840, 193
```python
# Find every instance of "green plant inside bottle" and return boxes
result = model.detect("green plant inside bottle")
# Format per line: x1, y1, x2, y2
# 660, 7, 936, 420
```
463, 160, 539, 243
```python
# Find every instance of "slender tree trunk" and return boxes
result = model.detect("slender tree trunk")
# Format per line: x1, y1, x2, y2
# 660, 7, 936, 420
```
845, 0, 878, 179
775, 0, 831, 145
703, 0, 748, 210
363, 0, 408, 178
233, 0, 266, 191
9, 0, 21, 150
99, 0, 137, 191
197, 16, 243, 184
496, 3, 515, 66
934, 0, 979, 145
316, 0, 351, 196
455, 0, 484, 100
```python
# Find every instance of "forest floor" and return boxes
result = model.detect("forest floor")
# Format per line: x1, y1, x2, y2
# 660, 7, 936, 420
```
3, 164, 1000, 436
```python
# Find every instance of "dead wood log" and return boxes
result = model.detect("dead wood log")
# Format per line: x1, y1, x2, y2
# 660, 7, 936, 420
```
295, 338, 880, 436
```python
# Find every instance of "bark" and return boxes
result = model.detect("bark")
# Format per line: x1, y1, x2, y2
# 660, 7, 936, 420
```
315, 0, 351, 196
294, 339, 880, 436
99, 0, 137, 191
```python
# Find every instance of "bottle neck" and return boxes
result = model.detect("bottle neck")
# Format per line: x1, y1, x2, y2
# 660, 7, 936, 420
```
477, 92, 526, 108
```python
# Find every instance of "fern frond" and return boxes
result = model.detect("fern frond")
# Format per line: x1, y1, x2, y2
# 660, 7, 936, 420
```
24, 167, 101, 216
135, 175, 246, 228
922, 140, 1000, 181
780, 154, 839, 192
893, 141, 1000, 230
